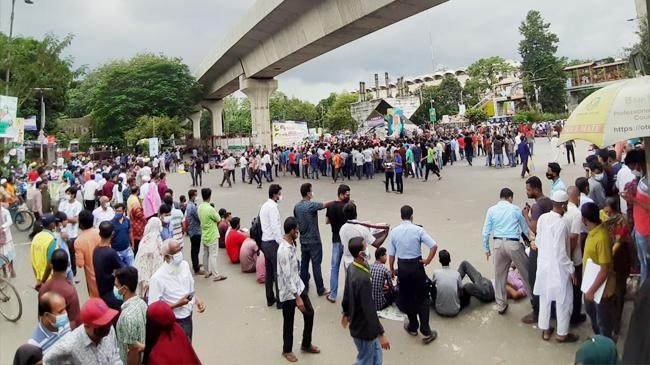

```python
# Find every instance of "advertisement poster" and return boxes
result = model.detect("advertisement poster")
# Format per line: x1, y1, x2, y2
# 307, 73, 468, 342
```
14, 117, 24, 143
272, 120, 309, 146
24, 115, 37, 131
0, 95, 18, 139
148, 137, 159, 157
386, 108, 404, 138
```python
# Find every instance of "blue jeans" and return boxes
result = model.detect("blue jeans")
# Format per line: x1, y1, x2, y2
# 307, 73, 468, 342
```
329, 241, 343, 299
364, 162, 373, 178
634, 229, 649, 285
353, 338, 382, 365
117, 247, 135, 267
300, 243, 326, 295
495, 154, 503, 167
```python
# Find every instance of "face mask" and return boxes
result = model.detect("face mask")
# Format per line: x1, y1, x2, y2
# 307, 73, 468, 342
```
162, 216, 171, 224
545, 173, 554, 180
102, 203, 108, 209
171, 252, 183, 265
114, 213, 124, 220
632, 170, 643, 178
594, 173, 604, 181
113, 286, 124, 301
50, 312, 69, 329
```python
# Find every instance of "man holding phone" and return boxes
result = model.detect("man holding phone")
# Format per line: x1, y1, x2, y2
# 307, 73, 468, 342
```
148, 239, 206, 341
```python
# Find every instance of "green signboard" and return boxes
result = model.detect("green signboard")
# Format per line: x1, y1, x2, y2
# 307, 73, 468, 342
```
429, 107, 436, 122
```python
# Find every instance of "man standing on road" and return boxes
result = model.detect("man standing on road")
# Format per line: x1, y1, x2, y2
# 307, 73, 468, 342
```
342, 236, 390, 365
39, 249, 81, 329
534, 190, 579, 342
114, 266, 147, 365
340, 202, 389, 270
293, 183, 332, 297
521, 176, 553, 324
565, 186, 588, 325
277, 217, 320, 363
325, 184, 350, 303
58, 187, 82, 276
74, 210, 101, 298
261, 184, 283, 308
185, 189, 204, 275
198, 188, 227, 282
387, 205, 438, 344
148, 240, 206, 341
482, 188, 531, 315
464, 133, 474, 166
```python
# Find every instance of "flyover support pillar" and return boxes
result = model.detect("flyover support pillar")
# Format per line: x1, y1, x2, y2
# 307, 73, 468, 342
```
189, 110, 203, 141
240, 76, 277, 150
203, 99, 225, 137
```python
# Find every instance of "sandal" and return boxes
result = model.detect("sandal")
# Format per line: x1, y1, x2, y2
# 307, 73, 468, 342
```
542, 327, 554, 341
300, 345, 320, 354
212, 275, 228, 282
556, 333, 579, 343
282, 352, 298, 362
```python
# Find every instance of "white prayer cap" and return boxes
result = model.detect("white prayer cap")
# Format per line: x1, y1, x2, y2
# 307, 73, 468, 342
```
551, 190, 569, 203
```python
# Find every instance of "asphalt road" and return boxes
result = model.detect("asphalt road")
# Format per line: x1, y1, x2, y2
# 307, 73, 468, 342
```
0, 139, 630, 365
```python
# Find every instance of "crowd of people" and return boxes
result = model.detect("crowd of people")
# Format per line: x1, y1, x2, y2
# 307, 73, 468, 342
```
2, 124, 648, 364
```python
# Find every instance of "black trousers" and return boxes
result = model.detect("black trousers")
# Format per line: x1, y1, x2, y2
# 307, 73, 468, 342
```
520, 157, 530, 177
190, 234, 202, 273
282, 292, 314, 353
424, 163, 440, 180
571, 264, 583, 322
83, 199, 95, 211
397, 258, 432, 336
458, 260, 495, 303
566, 145, 575, 164
384, 171, 395, 191
261, 240, 280, 306
395, 172, 403, 193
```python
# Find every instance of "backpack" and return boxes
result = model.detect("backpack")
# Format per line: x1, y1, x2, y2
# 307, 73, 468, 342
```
249, 215, 263, 248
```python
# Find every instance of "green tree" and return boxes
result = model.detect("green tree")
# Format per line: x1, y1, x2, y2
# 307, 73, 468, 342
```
462, 78, 483, 108
316, 93, 337, 129
435, 75, 463, 116
518, 10, 567, 113
628, 19, 650, 74
124, 115, 189, 144
223, 96, 251, 134
269, 91, 317, 126
466, 56, 515, 94
464, 108, 488, 124
0, 33, 77, 132
324, 92, 357, 132
72, 54, 202, 145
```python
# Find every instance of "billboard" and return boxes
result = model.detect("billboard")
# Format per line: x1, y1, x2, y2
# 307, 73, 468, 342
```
272, 120, 308, 146
386, 108, 404, 138
0, 95, 18, 139
148, 137, 159, 157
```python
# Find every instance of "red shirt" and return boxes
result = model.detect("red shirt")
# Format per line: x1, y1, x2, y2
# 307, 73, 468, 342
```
458, 137, 465, 148
225, 229, 247, 263
289, 152, 295, 164
28, 170, 39, 182
102, 180, 114, 200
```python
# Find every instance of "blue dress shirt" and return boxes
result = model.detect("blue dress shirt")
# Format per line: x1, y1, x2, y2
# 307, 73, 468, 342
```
387, 220, 437, 259
482, 200, 527, 252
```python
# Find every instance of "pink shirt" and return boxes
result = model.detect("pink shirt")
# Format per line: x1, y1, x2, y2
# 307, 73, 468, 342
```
255, 251, 266, 283
633, 178, 650, 236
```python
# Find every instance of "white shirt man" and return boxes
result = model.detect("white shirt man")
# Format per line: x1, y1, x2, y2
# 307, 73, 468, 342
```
148, 259, 195, 321
340, 220, 376, 268
616, 163, 636, 213
260, 198, 282, 243
226, 156, 236, 171
92, 202, 115, 228
58, 194, 82, 239
533, 191, 575, 340
82, 179, 98, 202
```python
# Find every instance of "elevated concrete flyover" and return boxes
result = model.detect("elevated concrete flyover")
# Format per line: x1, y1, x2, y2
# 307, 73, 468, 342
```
194, 0, 448, 148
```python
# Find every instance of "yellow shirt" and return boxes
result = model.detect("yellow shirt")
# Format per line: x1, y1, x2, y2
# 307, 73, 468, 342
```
127, 195, 140, 217
583, 224, 615, 297
30, 230, 56, 282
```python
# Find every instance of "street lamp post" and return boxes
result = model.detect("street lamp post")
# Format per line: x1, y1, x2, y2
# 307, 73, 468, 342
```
33, 87, 51, 160
5, 0, 34, 96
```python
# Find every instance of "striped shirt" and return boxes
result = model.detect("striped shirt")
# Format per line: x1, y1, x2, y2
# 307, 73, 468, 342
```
28, 321, 71, 353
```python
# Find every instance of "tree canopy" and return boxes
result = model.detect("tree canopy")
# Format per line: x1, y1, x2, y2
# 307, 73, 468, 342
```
0, 33, 76, 132
124, 115, 188, 144
67, 53, 202, 145
269, 91, 317, 126
518, 10, 566, 113
323, 92, 357, 132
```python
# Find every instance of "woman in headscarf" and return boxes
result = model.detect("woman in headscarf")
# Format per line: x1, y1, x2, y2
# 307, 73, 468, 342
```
128, 186, 146, 254
142, 175, 161, 220
13, 343, 43, 365
133, 217, 164, 299
144, 301, 201, 365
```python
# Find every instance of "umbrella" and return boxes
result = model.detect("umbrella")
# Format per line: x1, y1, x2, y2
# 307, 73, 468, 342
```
560, 75, 650, 173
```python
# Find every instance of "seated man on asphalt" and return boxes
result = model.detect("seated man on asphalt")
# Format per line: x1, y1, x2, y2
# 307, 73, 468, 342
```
369, 247, 396, 311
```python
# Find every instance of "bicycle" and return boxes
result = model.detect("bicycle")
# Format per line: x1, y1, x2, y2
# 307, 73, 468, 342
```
0, 253, 22, 322
8, 198, 35, 232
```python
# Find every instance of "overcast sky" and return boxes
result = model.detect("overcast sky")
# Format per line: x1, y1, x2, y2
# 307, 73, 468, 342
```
2, 0, 641, 103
